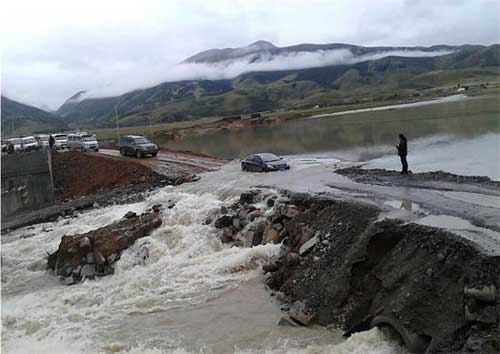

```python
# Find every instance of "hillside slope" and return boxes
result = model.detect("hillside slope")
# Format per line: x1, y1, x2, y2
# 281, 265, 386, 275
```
1, 96, 67, 137
57, 44, 500, 129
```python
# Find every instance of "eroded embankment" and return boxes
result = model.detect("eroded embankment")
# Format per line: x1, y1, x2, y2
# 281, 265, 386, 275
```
45, 187, 499, 353
217, 190, 500, 353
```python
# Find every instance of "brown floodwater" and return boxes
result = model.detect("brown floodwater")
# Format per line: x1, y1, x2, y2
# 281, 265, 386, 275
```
164, 95, 500, 159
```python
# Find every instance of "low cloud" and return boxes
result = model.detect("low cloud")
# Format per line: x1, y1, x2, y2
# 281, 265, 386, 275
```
81, 48, 454, 100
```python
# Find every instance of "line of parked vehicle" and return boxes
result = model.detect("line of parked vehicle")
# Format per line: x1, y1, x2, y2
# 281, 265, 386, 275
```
1, 133, 162, 160
1, 132, 100, 154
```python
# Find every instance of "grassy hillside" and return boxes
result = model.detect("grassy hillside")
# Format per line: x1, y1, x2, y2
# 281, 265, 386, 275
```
1, 96, 67, 137
57, 44, 500, 129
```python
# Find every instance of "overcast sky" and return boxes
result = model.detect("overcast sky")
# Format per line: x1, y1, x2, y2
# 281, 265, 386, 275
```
1, 0, 499, 110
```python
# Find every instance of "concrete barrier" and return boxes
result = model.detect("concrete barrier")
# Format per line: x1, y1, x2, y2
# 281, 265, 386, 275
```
1, 150, 55, 221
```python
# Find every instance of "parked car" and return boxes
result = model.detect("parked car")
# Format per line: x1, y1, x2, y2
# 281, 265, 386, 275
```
35, 134, 50, 149
22, 136, 40, 152
241, 153, 290, 172
1, 140, 7, 153
68, 133, 99, 152
7, 138, 24, 152
117, 135, 158, 158
53, 134, 68, 150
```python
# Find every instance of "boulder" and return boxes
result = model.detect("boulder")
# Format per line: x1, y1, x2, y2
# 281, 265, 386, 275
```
284, 205, 300, 218
222, 227, 234, 239
464, 285, 496, 303
214, 215, 233, 229
299, 235, 318, 256
240, 190, 259, 205
289, 301, 314, 325
263, 224, 280, 244
47, 208, 162, 281
124, 211, 137, 219
262, 261, 279, 273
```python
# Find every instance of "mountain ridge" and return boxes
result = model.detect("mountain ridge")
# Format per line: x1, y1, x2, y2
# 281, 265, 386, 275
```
182, 40, 468, 64
1, 96, 68, 137
55, 43, 499, 129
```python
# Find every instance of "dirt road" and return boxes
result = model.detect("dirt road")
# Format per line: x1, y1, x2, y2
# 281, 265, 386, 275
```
98, 148, 226, 175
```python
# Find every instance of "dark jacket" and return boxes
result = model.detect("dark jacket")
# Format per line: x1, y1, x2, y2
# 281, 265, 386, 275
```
397, 138, 407, 156
49, 135, 55, 148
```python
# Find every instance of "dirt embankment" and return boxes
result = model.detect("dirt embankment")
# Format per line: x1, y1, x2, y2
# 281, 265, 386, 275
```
52, 152, 168, 201
211, 189, 499, 353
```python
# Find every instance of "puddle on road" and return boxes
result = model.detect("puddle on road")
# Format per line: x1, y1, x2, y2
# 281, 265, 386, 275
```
415, 214, 500, 255
384, 199, 422, 212
439, 191, 500, 209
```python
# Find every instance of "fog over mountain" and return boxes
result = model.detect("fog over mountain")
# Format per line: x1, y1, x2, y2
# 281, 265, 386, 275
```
1, 0, 498, 109
79, 42, 456, 101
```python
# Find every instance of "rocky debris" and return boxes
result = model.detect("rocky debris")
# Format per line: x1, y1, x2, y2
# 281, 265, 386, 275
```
226, 189, 500, 353
47, 207, 162, 284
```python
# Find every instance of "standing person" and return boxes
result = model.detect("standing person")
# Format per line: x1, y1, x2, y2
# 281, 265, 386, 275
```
7, 141, 15, 154
48, 135, 55, 150
395, 133, 408, 174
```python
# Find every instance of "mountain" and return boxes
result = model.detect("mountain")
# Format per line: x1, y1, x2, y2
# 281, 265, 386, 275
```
57, 43, 499, 129
1, 96, 67, 137
183, 40, 463, 64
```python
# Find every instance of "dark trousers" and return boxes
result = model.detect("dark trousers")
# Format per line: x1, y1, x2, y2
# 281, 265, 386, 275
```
400, 155, 408, 173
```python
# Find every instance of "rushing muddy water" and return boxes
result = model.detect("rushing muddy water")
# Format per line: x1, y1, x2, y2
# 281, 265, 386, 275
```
1, 177, 407, 353
167, 95, 499, 164
2, 95, 499, 353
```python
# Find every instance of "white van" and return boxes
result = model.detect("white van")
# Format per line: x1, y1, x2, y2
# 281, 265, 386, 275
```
68, 133, 99, 152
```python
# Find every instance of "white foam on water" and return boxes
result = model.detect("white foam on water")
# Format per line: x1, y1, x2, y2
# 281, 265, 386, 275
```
1, 188, 285, 353
2, 170, 403, 354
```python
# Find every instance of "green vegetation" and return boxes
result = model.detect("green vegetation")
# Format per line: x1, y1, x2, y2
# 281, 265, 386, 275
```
1, 96, 67, 137
4, 45, 499, 138
57, 44, 499, 132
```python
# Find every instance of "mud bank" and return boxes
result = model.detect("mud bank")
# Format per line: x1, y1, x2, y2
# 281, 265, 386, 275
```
336, 167, 500, 192
215, 189, 500, 353
1, 153, 197, 232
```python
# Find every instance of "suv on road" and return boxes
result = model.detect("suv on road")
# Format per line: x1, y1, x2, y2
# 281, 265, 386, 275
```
68, 133, 99, 152
117, 135, 158, 158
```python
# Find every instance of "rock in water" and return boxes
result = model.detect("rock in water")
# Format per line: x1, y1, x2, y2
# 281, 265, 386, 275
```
289, 301, 314, 325
47, 208, 162, 281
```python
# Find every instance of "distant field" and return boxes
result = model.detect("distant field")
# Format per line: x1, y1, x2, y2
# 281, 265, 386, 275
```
94, 81, 499, 144
94, 116, 220, 141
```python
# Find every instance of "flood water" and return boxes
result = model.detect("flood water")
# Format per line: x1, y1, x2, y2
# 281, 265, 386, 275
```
167, 95, 500, 163
1, 181, 406, 354
2, 95, 499, 354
